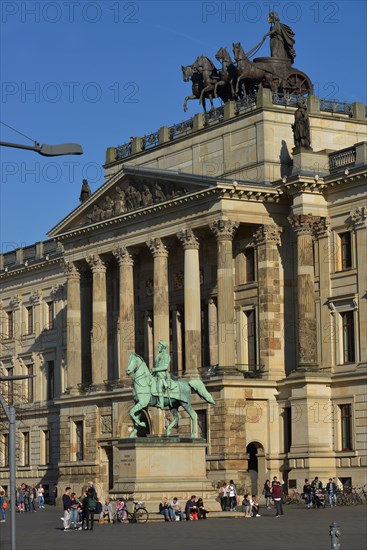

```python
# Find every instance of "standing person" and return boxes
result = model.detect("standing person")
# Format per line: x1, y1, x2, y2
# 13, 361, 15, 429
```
271, 476, 278, 488
29, 485, 37, 512
85, 487, 96, 530
69, 492, 80, 529
87, 481, 97, 499
61, 487, 72, 531
311, 476, 323, 509
0, 490, 7, 522
263, 480, 272, 509
226, 480, 237, 511
326, 478, 337, 508
272, 481, 284, 518
17, 486, 25, 513
303, 479, 312, 509
52, 484, 58, 506
24, 485, 30, 512
218, 483, 227, 511
37, 484, 45, 509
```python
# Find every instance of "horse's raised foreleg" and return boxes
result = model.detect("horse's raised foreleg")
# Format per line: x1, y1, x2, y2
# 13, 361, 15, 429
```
128, 402, 148, 438
184, 95, 197, 112
166, 407, 180, 436
181, 402, 198, 438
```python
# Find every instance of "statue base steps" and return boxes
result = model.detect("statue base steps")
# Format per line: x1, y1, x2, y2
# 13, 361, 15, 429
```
111, 437, 219, 513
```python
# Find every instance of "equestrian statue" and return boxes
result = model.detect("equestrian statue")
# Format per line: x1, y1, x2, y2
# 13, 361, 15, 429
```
126, 340, 215, 438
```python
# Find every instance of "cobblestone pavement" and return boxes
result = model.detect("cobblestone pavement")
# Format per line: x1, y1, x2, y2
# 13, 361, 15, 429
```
0, 504, 366, 550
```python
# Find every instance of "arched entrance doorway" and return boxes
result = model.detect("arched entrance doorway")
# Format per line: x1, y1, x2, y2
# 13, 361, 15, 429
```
246, 441, 265, 495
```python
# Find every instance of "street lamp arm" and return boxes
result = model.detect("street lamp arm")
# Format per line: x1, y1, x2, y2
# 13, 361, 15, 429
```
0, 140, 83, 156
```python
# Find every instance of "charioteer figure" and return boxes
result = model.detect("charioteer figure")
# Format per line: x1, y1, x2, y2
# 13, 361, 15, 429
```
151, 340, 171, 409
263, 11, 296, 63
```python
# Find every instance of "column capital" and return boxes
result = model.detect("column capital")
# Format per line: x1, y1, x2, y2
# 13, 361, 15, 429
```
350, 206, 366, 229
288, 214, 320, 236
253, 224, 282, 246
209, 219, 239, 241
176, 228, 199, 250
64, 261, 80, 280
113, 245, 134, 266
146, 237, 168, 257
50, 283, 65, 301
86, 254, 106, 273
313, 217, 331, 239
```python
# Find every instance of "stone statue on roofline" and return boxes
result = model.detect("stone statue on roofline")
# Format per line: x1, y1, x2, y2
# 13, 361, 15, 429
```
79, 179, 92, 203
292, 101, 312, 149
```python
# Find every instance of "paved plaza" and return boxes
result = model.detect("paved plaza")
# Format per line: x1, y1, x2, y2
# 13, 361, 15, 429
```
0, 504, 366, 550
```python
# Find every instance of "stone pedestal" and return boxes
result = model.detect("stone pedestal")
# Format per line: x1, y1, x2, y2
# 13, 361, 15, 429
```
112, 437, 218, 512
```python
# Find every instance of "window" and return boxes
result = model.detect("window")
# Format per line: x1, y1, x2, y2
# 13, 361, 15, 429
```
340, 232, 352, 269
26, 364, 34, 403
341, 311, 355, 363
1, 434, 9, 467
47, 301, 55, 330
47, 360, 55, 401
6, 311, 14, 339
246, 309, 257, 370
283, 408, 292, 453
7, 367, 14, 405
75, 421, 84, 461
22, 432, 30, 466
339, 404, 352, 451
43, 430, 51, 465
26, 306, 34, 334
245, 248, 255, 282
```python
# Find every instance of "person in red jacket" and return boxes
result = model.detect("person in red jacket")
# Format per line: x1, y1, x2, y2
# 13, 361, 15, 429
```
271, 481, 284, 518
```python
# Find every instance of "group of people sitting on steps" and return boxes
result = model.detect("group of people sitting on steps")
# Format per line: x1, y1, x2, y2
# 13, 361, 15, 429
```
159, 495, 207, 521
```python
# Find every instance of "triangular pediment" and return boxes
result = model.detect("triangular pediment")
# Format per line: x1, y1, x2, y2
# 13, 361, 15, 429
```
48, 165, 216, 239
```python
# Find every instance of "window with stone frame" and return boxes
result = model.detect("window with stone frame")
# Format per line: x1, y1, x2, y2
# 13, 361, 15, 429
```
47, 301, 55, 330
22, 432, 30, 466
47, 360, 55, 401
43, 430, 51, 465
6, 310, 14, 339
1, 433, 9, 467
26, 363, 34, 403
336, 231, 353, 271
26, 305, 34, 335
341, 311, 355, 364
74, 421, 84, 461
245, 247, 255, 282
339, 404, 353, 451
6, 367, 14, 405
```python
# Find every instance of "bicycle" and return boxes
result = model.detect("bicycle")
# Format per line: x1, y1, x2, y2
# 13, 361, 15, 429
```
284, 490, 304, 505
126, 501, 149, 523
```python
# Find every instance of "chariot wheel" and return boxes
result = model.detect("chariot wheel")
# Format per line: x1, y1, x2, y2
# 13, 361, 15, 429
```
285, 69, 313, 97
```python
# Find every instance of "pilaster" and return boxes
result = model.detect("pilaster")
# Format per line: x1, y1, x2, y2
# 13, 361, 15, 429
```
146, 238, 169, 349
87, 254, 108, 386
351, 207, 367, 365
64, 262, 82, 391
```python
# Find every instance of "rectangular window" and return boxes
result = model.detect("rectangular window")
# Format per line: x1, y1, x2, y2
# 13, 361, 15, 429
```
245, 248, 255, 283
283, 408, 292, 453
47, 301, 55, 330
340, 232, 352, 270
75, 421, 84, 461
2, 434, 9, 467
246, 309, 257, 370
43, 430, 51, 465
26, 364, 34, 403
22, 432, 30, 466
7, 311, 14, 339
47, 360, 55, 401
26, 306, 34, 334
339, 404, 352, 451
7, 367, 14, 405
341, 311, 355, 363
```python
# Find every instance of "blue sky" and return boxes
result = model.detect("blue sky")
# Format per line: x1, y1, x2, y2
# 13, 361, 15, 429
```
0, 0, 366, 250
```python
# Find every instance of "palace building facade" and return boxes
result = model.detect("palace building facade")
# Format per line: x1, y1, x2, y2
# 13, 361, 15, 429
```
0, 89, 366, 499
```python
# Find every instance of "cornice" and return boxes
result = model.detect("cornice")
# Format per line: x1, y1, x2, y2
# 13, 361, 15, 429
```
0, 256, 64, 280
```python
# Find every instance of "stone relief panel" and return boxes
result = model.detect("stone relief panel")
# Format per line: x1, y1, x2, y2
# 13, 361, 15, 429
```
85, 181, 188, 225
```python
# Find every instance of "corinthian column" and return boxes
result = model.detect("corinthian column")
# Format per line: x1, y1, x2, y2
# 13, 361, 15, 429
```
64, 262, 81, 390
113, 246, 135, 378
87, 254, 108, 386
254, 224, 284, 377
210, 219, 239, 372
146, 238, 169, 350
177, 228, 201, 376
289, 214, 320, 370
